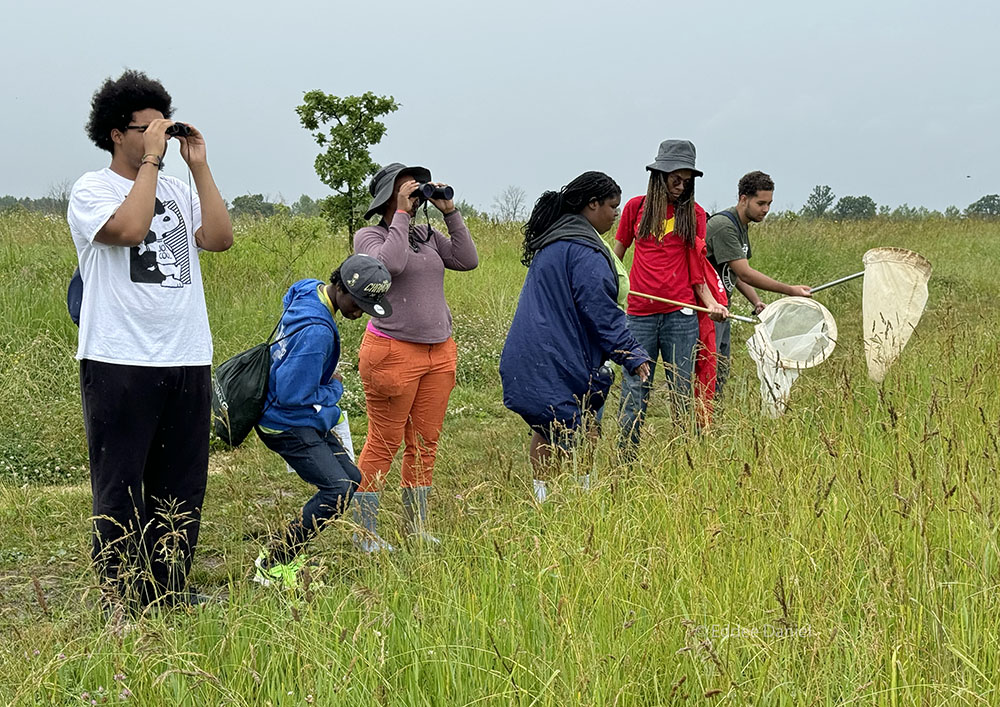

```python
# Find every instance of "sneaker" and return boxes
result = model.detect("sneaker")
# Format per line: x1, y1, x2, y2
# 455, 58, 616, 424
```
352, 533, 395, 553
252, 550, 307, 589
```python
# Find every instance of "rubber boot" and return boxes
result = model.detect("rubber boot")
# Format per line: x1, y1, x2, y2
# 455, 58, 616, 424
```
351, 492, 393, 553
401, 486, 440, 545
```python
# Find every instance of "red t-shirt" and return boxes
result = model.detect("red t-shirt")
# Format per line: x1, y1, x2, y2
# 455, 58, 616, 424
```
615, 195, 707, 315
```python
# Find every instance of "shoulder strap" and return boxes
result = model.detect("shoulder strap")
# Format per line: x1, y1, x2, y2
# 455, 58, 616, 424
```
711, 210, 741, 229
271, 322, 324, 345
266, 288, 336, 346
710, 210, 742, 232
265, 301, 292, 344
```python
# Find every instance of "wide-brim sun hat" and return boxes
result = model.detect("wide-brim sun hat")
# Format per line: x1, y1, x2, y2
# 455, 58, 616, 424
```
646, 139, 704, 178
364, 163, 433, 220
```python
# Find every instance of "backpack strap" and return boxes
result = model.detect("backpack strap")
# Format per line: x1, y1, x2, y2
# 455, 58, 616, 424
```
265, 301, 292, 344
266, 290, 331, 345
256, 321, 328, 418
271, 322, 323, 345
710, 209, 742, 232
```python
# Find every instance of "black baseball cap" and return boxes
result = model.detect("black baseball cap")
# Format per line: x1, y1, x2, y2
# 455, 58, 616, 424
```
338, 254, 392, 318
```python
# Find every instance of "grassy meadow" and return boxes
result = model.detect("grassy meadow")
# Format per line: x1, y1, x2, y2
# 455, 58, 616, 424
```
1, 208, 998, 705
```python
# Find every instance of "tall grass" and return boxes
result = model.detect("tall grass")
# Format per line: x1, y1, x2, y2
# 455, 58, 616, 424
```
1, 210, 998, 704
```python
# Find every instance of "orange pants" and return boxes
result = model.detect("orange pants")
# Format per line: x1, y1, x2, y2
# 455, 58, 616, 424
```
357, 331, 457, 491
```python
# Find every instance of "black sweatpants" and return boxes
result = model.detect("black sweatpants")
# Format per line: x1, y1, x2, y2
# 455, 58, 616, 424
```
80, 359, 211, 606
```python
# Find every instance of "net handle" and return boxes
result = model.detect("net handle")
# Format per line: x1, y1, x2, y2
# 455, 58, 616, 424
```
810, 271, 864, 294
628, 290, 759, 324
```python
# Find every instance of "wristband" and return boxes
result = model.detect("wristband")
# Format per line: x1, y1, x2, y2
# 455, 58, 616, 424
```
141, 153, 162, 166
140, 159, 160, 168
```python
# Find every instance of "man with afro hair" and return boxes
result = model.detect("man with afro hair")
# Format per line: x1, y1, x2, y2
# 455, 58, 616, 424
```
67, 69, 233, 615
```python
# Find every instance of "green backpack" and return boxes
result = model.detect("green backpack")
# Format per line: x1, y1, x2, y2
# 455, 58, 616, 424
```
211, 311, 315, 447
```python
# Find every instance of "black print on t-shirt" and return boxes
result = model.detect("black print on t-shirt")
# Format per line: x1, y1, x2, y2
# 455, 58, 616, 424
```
129, 198, 192, 287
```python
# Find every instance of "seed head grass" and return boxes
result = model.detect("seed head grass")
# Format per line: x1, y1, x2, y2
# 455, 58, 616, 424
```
1, 210, 997, 704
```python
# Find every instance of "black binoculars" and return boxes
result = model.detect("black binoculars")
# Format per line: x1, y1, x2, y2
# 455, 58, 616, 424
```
165, 123, 191, 137
413, 183, 454, 201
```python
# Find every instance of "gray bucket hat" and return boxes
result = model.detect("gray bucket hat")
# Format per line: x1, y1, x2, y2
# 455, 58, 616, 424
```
364, 162, 433, 220
338, 253, 392, 318
646, 139, 703, 177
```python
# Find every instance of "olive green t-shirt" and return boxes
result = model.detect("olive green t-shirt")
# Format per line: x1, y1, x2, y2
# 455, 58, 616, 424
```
706, 207, 751, 297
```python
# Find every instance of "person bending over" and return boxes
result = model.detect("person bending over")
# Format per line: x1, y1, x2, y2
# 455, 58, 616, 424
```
501, 171, 651, 502
253, 254, 392, 587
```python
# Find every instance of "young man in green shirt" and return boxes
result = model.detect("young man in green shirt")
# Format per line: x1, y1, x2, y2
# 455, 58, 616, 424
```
706, 171, 812, 395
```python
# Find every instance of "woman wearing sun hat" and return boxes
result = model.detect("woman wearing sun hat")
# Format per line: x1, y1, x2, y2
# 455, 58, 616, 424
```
613, 140, 728, 456
351, 163, 478, 551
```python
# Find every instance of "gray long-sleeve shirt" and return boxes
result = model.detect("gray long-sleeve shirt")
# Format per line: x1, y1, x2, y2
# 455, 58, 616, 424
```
353, 210, 478, 343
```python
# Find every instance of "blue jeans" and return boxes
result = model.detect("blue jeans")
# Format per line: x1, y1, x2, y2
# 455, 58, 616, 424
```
714, 318, 732, 397
259, 426, 361, 561
619, 311, 699, 448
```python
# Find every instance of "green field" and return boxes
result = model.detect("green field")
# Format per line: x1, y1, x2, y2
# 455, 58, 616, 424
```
1, 209, 998, 705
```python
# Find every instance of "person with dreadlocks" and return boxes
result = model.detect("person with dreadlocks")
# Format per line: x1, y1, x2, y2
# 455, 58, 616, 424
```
500, 172, 651, 503
614, 140, 728, 454
352, 163, 478, 551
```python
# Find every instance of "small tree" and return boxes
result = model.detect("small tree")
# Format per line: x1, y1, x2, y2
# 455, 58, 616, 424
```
453, 199, 488, 221
296, 91, 399, 241
230, 193, 284, 219
802, 185, 835, 218
832, 195, 877, 220
944, 205, 961, 219
46, 179, 73, 216
291, 194, 320, 218
890, 203, 918, 220
965, 194, 1000, 218
492, 185, 528, 222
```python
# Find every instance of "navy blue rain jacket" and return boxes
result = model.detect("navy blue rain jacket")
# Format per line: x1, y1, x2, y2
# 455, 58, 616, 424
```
499, 214, 650, 428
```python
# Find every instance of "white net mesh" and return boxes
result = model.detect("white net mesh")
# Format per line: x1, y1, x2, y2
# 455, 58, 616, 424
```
747, 297, 838, 417
862, 248, 931, 383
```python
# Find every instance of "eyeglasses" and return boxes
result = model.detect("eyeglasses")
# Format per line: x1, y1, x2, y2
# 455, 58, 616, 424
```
667, 174, 693, 188
125, 125, 149, 133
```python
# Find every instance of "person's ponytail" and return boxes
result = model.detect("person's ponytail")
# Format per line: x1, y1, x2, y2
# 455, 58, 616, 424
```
521, 191, 566, 266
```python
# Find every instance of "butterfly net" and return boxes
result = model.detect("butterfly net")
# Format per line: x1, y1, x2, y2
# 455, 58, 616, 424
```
861, 247, 931, 383
747, 297, 838, 417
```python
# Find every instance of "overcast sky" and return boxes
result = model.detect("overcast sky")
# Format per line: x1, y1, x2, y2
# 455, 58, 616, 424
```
2, 0, 997, 214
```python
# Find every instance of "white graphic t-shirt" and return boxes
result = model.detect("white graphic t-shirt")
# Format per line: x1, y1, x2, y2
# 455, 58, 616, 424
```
68, 168, 211, 366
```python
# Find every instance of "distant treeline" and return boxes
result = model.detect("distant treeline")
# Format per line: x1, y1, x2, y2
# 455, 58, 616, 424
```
224, 193, 491, 222
785, 186, 1000, 221
0, 194, 70, 217
3, 188, 998, 223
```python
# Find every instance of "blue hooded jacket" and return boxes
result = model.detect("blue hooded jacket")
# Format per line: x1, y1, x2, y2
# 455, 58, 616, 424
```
499, 214, 650, 428
258, 279, 343, 433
